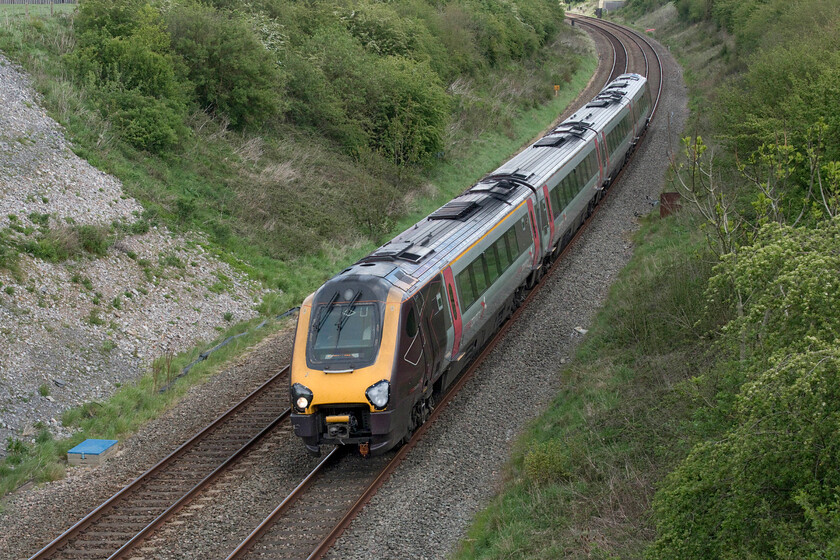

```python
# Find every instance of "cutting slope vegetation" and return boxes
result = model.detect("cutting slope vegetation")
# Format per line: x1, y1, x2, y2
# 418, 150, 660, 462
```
455, 0, 840, 558
0, 0, 581, 313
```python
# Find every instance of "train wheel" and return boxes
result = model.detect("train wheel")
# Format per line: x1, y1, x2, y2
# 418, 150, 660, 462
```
513, 286, 527, 309
403, 396, 433, 445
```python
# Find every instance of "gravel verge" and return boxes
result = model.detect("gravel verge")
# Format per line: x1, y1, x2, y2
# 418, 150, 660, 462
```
324, 30, 688, 560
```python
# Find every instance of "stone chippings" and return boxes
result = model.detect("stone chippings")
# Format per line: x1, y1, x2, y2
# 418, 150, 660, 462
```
0, 53, 266, 453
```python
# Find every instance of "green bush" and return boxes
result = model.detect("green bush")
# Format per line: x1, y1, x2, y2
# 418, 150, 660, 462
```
166, 3, 282, 128
340, 1, 423, 58
523, 439, 573, 485
104, 89, 186, 152
22, 224, 111, 262
650, 347, 840, 559
365, 56, 450, 165
70, 0, 188, 151
649, 218, 840, 558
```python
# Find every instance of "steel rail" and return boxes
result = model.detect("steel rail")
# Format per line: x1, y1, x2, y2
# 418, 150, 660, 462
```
571, 16, 624, 83
225, 447, 341, 560
29, 366, 291, 560
574, 15, 664, 118
108, 408, 291, 559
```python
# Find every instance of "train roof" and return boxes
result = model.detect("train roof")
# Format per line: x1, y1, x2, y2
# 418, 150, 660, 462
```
329, 74, 647, 300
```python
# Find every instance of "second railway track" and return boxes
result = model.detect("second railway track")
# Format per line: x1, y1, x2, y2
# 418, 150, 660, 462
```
29, 368, 292, 560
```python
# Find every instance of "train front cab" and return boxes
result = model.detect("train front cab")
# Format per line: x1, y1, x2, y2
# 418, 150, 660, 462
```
290, 275, 411, 456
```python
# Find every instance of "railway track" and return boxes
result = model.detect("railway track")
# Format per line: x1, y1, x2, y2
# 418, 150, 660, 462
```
29, 368, 292, 560
570, 14, 664, 118
27, 18, 666, 560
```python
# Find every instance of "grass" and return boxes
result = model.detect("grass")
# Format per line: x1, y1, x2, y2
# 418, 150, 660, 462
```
0, 3, 76, 19
453, 212, 723, 559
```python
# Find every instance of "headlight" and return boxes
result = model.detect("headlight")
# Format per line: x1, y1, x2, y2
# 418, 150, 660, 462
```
365, 380, 390, 410
291, 383, 313, 413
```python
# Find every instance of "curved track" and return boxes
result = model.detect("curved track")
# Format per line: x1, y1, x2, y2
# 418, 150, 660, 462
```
29, 18, 665, 560
29, 368, 292, 560
570, 15, 664, 118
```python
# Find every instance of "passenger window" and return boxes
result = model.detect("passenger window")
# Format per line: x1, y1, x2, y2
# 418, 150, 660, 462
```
486, 246, 502, 283
505, 228, 517, 262
516, 216, 531, 251
550, 187, 561, 218
457, 268, 476, 311
499, 234, 512, 270
472, 256, 489, 296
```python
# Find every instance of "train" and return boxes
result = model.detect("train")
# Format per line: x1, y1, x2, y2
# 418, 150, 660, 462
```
289, 73, 652, 456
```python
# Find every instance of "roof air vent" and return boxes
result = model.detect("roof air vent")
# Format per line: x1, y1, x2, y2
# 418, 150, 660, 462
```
534, 135, 567, 148
429, 200, 480, 221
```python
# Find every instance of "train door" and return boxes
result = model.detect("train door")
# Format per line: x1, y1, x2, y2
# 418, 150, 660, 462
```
419, 279, 447, 385
442, 267, 461, 359
542, 184, 556, 245
600, 131, 610, 177
539, 197, 551, 250
525, 198, 541, 268
594, 137, 605, 185
401, 299, 427, 382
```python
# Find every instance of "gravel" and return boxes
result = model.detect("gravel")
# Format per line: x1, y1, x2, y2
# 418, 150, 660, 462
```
0, 52, 266, 454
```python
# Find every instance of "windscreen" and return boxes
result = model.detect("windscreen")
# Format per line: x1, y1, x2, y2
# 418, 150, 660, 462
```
306, 289, 384, 370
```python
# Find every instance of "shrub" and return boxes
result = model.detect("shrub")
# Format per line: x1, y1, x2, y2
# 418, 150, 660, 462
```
70, 0, 188, 151
166, 4, 282, 128
104, 89, 186, 152
75, 224, 110, 256
364, 56, 450, 166
650, 219, 840, 558
650, 347, 840, 559
0, 234, 19, 275
523, 439, 573, 485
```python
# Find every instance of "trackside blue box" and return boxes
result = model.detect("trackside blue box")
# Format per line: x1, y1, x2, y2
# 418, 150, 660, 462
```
67, 439, 119, 466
